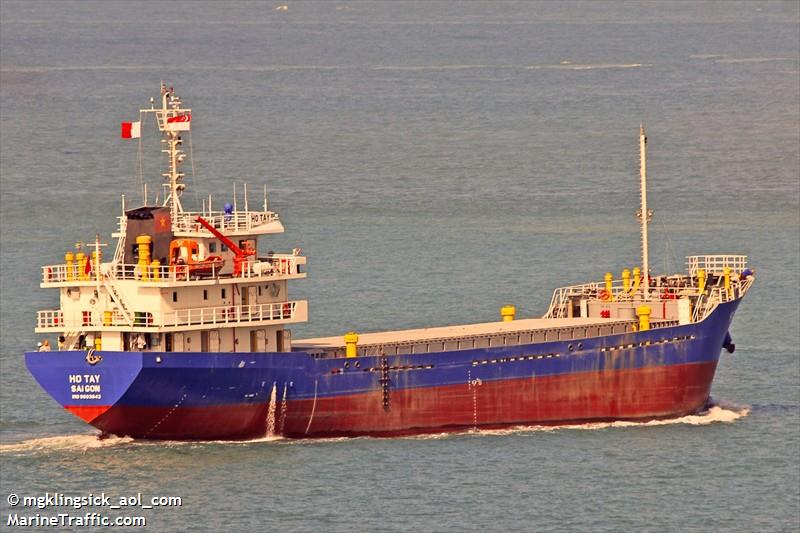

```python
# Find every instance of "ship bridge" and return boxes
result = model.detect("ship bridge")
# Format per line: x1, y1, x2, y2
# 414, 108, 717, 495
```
114, 208, 285, 239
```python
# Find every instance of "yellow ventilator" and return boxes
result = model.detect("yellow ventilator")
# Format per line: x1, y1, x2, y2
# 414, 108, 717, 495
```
697, 268, 706, 293
604, 272, 614, 301
103, 310, 113, 326
622, 269, 631, 292
636, 305, 651, 331
631, 266, 641, 295
136, 235, 152, 281
344, 332, 359, 358
65, 251, 75, 281
94, 337, 102, 351
92, 250, 101, 280
500, 304, 516, 322
76, 251, 87, 280
151, 259, 161, 281
723, 266, 731, 295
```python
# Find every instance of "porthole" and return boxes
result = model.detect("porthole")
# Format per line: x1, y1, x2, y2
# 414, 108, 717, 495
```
355, 361, 360, 368
578, 343, 583, 350
568, 344, 574, 351
344, 362, 350, 368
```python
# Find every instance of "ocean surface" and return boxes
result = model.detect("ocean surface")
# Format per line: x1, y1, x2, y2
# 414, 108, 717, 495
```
1, 1, 798, 531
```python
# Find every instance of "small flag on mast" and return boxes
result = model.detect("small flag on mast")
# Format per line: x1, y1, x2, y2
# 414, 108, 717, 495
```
166, 114, 191, 132
121, 121, 141, 139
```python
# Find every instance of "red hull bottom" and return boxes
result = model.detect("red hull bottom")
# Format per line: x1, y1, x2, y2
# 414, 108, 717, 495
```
69, 361, 718, 440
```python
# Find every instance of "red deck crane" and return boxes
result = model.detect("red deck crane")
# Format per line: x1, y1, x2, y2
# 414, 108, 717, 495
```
195, 216, 255, 276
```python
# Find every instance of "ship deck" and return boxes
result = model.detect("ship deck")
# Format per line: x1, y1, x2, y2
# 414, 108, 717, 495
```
294, 316, 634, 350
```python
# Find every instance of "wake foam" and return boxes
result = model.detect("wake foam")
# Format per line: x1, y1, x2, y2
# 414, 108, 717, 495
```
529, 63, 649, 70
715, 57, 795, 64
0, 432, 293, 455
466, 400, 750, 438
406, 400, 750, 440
0, 433, 134, 455
689, 54, 729, 59
1, 401, 749, 452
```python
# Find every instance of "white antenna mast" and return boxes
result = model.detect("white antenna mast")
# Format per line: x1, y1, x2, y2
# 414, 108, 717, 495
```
637, 124, 653, 300
136, 83, 191, 223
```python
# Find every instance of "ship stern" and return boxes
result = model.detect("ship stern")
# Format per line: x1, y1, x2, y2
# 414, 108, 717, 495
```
25, 350, 143, 428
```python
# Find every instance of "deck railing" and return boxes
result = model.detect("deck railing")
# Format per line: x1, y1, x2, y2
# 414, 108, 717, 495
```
545, 262, 754, 322
544, 274, 700, 318
115, 210, 281, 236
36, 300, 307, 330
41, 255, 303, 284
686, 255, 747, 277
173, 210, 280, 234
692, 275, 754, 321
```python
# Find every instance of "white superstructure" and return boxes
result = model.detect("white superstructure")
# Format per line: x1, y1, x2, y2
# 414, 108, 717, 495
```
35, 84, 308, 354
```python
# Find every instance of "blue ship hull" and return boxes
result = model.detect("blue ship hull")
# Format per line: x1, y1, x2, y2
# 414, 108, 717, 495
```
25, 299, 741, 440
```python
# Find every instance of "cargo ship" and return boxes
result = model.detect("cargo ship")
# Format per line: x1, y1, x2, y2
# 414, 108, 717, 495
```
25, 84, 754, 440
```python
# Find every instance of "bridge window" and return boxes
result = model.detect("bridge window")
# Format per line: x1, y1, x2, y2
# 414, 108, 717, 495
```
172, 291, 177, 302
209, 242, 217, 253
203, 289, 208, 300
221, 244, 228, 252
221, 288, 226, 299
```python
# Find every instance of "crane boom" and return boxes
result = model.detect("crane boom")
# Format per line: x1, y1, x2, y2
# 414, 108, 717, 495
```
195, 216, 247, 257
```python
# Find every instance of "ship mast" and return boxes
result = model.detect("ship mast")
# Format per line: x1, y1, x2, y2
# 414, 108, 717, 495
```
140, 82, 191, 224
637, 124, 652, 300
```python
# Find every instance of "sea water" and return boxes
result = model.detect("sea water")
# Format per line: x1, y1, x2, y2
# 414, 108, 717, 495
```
1, 1, 798, 531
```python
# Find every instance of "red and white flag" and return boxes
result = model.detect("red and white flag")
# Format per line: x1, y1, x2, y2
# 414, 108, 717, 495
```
121, 121, 141, 139
166, 114, 191, 131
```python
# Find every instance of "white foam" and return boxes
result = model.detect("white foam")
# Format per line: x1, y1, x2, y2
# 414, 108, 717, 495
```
689, 54, 729, 59
401, 401, 749, 440
0, 431, 294, 454
527, 63, 649, 71
715, 57, 795, 64
371, 64, 490, 71
0, 433, 134, 455
468, 401, 750, 437
1, 402, 749, 451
